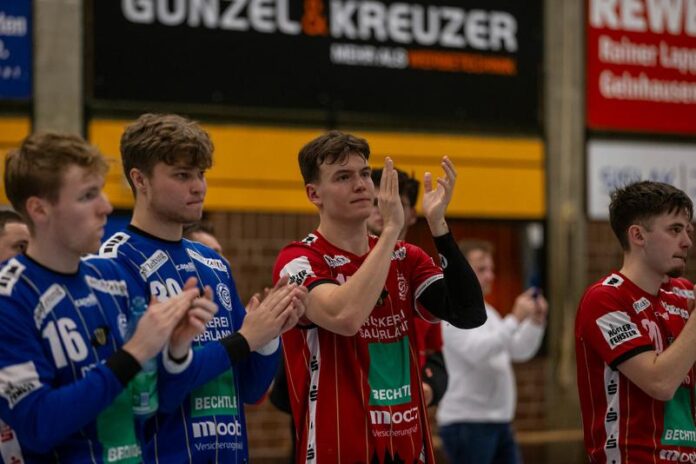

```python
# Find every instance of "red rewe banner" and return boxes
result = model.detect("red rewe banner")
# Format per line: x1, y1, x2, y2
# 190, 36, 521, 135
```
587, 0, 696, 134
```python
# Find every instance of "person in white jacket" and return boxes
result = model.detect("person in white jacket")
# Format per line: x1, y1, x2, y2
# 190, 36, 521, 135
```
437, 240, 547, 464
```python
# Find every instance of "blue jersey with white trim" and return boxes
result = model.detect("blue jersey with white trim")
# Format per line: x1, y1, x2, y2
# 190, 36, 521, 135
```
100, 226, 279, 464
0, 254, 140, 463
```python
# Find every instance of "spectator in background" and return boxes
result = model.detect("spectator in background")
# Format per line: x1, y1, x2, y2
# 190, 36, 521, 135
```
183, 221, 223, 254
0, 210, 29, 261
368, 167, 448, 407
437, 240, 547, 464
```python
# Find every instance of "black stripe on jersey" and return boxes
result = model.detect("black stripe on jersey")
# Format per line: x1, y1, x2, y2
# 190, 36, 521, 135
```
306, 279, 338, 292
609, 344, 654, 370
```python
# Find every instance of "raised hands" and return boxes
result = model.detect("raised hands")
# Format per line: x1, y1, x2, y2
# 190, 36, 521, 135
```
511, 288, 548, 325
123, 282, 202, 366
377, 157, 404, 238
422, 156, 457, 236
168, 277, 219, 360
238, 276, 307, 352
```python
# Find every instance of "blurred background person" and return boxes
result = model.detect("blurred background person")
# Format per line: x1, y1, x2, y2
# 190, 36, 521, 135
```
437, 240, 548, 464
184, 221, 223, 254
0, 210, 29, 261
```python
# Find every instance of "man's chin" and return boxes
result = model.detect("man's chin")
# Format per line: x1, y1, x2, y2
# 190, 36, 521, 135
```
667, 267, 685, 278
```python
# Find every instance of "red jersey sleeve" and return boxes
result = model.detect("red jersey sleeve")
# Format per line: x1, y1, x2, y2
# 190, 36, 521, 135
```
577, 285, 654, 369
402, 243, 444, 323
404, 243, 443, 297
273, 242, 337, 289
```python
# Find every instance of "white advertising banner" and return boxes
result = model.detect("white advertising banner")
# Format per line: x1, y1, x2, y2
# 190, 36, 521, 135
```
587, 140, 696, 220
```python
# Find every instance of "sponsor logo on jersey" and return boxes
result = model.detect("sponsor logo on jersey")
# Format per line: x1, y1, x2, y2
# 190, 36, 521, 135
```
659, 449, 696, 462
192, 418, 242, 438
661, 301, 689, 320
34, 284, 66, 329
632, 297, 651, 314
186, 249, 227, 274
99, 232, 130, 258
301, 234, 318, 245
107, 444, 142, 462
397, 271, 408, 301
139, 250, 169, 279
85, 276, 128, 297
438, 253, 448, 269
596, 311, 640, 349
602, 274, 624, 287
280, 256, 315, 285
323, 254, 350, 268
391, 246, 407, 261
368, 337, 411, 406
216, 283, 233, 311
0, 362, 40, 409
74, 293, 98, 308
369, 406, 419, 425
0, 258, 24, 296
371, 384, 411, 403
671, 287, 695, 300
175, 262, 196, 273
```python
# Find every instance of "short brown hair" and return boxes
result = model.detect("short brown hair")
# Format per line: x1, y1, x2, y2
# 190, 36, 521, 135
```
4, 132, 108, 222
610, 181, 693, 251
120, 113, 213, 192
0, 210, 25, 233
298, 130, 370, 184
458, 239, 495, 258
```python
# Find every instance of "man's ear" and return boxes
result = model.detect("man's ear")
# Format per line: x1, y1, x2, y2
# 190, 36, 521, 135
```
627, 224, 645, 247
306, 184, 321, 207
25, 196, 49, 226
129, 168, 147, 194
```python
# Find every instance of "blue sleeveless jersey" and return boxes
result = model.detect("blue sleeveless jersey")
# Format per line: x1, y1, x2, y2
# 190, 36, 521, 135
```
0, 255, 142, 463
99, 226, 279, 464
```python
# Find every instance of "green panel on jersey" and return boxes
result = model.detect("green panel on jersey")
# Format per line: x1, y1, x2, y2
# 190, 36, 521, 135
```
130, 368, 158, 417
96, 388, 142, 463
368, 336, 411, 406
662, 386, 696, 447
190, 370, 238, 418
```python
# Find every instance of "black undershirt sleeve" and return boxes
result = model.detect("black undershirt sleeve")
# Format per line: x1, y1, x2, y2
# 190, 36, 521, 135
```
105, 349, 142, 387
220, 332, 251, 364
422, 351, 448, 407
416, 232, 486, 329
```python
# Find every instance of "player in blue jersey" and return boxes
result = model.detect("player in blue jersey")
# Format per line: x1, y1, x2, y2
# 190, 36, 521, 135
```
99, 113, 305, 463
0, 132, 218, 463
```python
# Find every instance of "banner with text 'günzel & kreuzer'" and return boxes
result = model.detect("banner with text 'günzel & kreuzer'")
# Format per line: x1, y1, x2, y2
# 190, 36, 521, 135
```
587, 0, 696, 134
93, 0, 541, 129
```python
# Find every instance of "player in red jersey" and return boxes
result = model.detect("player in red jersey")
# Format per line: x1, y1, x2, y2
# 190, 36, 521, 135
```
576, 180, 696, 463
273, 130, 486, 464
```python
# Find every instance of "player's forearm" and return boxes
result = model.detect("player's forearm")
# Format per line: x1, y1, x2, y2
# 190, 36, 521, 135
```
5, 361, 132, 453
307, 228, 399, 335
620, 318, 696, 400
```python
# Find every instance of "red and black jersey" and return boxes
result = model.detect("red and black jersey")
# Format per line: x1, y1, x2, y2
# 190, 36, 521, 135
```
273, 231, 443, 464
576, 272, 696, 463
